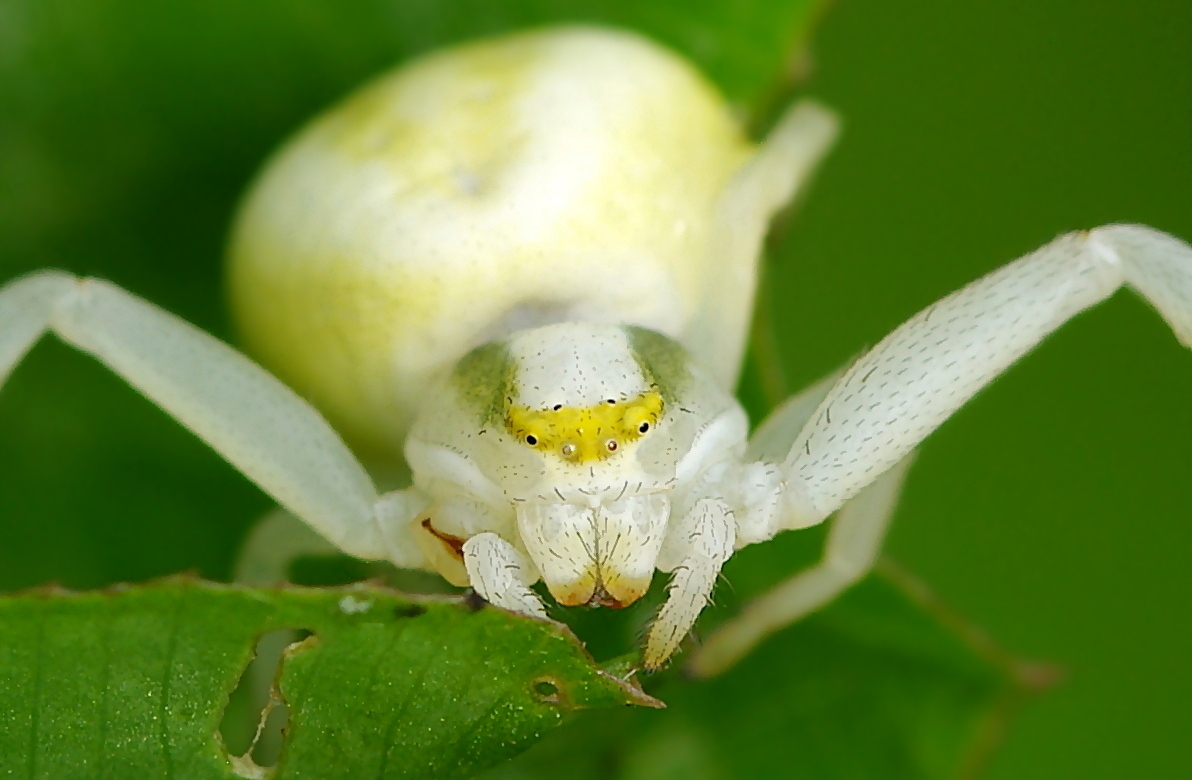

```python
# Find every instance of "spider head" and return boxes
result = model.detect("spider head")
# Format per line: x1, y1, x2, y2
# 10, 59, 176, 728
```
494, 323, 684, 607
412, 320, 741, 608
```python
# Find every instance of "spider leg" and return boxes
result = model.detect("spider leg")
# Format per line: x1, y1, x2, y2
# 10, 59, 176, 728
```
462, 532, 548, 618
689, 455, 913, 677
234, 507, 341, 585
745, 365, 846, 465
644, 497, 736, 671
0, 272, 75, 385
780, 225, 1192, 528
0, 272, 426, 565
690, 100, 839, 388
701, 225, 1191, 672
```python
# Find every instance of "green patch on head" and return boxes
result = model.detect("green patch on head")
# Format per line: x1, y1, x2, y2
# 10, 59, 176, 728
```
452, 340, 516, 426
625, 326, 692, 403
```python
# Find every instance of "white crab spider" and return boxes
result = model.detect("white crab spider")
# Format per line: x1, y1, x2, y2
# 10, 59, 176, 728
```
2, 28, 1190, 673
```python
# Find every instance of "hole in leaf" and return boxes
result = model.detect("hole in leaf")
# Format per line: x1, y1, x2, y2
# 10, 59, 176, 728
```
531, 676, 562, 704
220, 628, 313, 775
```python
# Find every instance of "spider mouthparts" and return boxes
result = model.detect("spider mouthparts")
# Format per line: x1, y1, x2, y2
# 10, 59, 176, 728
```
587, 585, 630, 609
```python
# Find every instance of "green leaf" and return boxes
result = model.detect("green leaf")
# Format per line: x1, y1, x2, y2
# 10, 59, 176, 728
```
485, 567, 1051, 780
0, 578, 656, 779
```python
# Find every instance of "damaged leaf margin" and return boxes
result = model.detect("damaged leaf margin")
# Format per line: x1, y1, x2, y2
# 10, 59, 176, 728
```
0, 576, 658, 780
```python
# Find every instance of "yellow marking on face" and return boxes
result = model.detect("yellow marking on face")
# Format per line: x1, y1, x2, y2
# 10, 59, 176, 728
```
507, 391, 664, 463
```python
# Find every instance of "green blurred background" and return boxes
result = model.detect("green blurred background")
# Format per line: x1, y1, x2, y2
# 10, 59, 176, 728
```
0, 1, 1188, 778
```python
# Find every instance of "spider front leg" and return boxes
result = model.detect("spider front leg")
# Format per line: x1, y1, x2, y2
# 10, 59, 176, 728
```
462, 532, 549, 618
0, 272, 429, 569
694, 224, 1192, 674
783, 225, 1191, 525
644, 497, 736, 671
690, 455, 913, 677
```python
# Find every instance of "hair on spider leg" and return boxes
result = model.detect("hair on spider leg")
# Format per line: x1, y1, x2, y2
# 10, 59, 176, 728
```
712, 568, 737, 598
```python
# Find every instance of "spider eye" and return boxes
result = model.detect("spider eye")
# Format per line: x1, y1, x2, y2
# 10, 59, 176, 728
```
605, 439, 618, 452
560, 442, 578, 459
525, 434, 538, 446
621, 398, 660, 439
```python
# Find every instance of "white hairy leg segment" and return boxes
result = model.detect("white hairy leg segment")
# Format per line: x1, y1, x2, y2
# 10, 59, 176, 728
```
462, 532, 548, 618
690, 455, 914, 677
783, 225, 1192, 526
734, 368, 847, 548
645, 497, 737, 670
0, 272, 76, 386
692, 100, 840, 388
0, 272, 398, 560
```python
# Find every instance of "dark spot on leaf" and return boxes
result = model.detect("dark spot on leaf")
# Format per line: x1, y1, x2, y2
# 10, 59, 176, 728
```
394, 604, 427, 619
531, 677, 562, 705
463, 590, 488, 613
